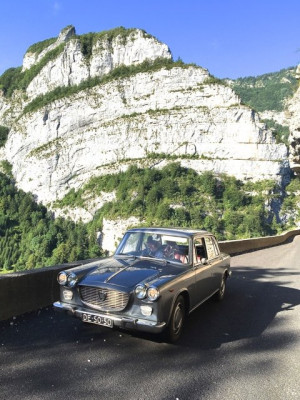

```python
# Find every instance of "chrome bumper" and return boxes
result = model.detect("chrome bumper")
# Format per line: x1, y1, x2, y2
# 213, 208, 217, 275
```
53, 301, 166, 334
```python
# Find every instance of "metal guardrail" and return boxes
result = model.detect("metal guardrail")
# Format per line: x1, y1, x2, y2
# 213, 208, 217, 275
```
0, 229, 299, 321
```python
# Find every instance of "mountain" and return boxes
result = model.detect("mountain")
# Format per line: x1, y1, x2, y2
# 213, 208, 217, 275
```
229, 67, 298, 113
0, 26, 290, 198
0, 25, 299, 261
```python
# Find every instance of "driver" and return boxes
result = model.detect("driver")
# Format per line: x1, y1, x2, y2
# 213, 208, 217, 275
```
142, 236, 163, 258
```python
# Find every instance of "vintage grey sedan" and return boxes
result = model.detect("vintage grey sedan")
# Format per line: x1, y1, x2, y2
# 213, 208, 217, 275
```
54, 228, 231, 342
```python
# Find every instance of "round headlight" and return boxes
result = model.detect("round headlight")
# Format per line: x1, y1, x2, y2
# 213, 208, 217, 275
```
147, 287, 160, 301
135, 285, 147, 299
67, 272, 78, 287
57, 271, 68, 286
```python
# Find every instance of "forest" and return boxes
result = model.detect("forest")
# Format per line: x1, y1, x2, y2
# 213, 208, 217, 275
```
231, 67, 298, 112
55, 163, 293, 247
1, 160, 299, 273
0, 173, 102, 272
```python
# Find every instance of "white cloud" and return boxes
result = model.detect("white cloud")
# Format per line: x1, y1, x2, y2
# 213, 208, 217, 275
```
53, 1, 62, 14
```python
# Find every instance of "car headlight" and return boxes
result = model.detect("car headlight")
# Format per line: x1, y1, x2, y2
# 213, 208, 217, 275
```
147, 287, 160, 301
135, 285, 147, 299
68, 272, 78, 287
57, 271, 78, 287
57, 271, 68, 286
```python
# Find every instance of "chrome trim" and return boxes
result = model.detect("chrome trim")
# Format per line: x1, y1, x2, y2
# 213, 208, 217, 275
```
53, 301, 166, 333
104, 265, 130, 283
79, 286, 129, 312
53, 301, 74, 312
75, 308, 166, 332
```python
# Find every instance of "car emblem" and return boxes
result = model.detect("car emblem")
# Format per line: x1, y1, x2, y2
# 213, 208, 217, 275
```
98, 290, 107, 302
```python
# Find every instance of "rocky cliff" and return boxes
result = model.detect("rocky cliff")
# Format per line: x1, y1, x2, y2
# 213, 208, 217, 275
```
24, 26, 171, 99
0, 26, 295, 216
288, 65, 300, 173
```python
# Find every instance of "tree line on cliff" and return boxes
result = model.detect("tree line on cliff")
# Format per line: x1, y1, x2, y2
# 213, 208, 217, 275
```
1, 163, 299, 272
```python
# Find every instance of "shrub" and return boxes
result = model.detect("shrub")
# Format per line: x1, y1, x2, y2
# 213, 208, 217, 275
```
0, 44, 65, 97
0, 160, 13, 177
263, 119, 290, 145
26, 37, 57, 55
0, 126, 9, 147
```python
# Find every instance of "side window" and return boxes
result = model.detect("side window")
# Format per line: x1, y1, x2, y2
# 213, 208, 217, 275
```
212, 237, 220, 256
194, 238, 206, 264
204, 236, 218, 259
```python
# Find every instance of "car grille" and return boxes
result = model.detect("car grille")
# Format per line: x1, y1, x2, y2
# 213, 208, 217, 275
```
79, 286, 129, 312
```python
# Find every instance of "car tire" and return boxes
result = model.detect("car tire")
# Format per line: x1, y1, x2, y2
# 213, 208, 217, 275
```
214, 274, 227, 301
165, 295, 186, 343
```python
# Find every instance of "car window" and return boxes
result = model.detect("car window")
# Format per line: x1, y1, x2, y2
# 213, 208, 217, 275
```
119, 232, 141, 254
204, 236, 218, 259
116, 232, 190, 263
212, 237, 220, 256
194, 238, 207, 264
141, 234, 161, 251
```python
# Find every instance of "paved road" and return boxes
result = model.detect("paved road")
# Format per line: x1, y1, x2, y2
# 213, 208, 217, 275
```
0, 236, 299, 400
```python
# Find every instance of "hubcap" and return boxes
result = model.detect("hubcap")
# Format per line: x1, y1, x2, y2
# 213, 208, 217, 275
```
173, 303, 183, 335
220, 279, 225, 296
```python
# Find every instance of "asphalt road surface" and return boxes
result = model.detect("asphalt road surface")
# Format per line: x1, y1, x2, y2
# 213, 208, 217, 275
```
1, 236, 299, 400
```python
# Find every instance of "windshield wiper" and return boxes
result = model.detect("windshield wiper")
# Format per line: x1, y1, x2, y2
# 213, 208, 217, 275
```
116, 254, 138, 260
137, 255, 172, 265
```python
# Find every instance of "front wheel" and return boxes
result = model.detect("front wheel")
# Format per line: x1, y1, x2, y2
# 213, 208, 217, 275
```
214, 274, 227, 301
165, 295, 186, 343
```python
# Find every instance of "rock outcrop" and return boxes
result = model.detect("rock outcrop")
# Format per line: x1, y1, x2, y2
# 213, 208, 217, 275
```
22, 25, 76, 71
288, 65, 300, 174
24, 27, 172, 99
0, 26, 292, 213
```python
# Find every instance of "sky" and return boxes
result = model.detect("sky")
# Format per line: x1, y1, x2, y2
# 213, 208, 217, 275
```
0, 0, 300, 79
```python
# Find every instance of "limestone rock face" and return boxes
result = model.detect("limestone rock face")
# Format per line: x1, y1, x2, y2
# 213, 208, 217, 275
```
53, 191, 116, 223
259, 110, 290, 127
288, 72, 300, 174
0, 26, 291, 219
22, 26, 76, 72
25, 28, 172, 99
3, 64, 289, 204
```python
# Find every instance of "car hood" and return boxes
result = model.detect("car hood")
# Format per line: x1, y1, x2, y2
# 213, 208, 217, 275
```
78, 256, 185, 290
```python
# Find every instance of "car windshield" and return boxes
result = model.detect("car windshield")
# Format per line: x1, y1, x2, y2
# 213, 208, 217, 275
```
115, 231, 190, 264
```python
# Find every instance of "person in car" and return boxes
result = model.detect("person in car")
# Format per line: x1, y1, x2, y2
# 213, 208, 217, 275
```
142, 236, 163, 258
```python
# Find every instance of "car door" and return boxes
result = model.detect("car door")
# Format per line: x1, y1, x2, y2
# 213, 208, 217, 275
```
203, 235, 224, 294
191, 236, 213, 306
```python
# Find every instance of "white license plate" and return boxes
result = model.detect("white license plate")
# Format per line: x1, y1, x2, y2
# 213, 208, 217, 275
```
82, 313, 113, 328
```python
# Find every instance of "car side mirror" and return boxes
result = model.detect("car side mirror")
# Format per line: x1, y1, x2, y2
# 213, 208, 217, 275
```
201, 258, 208, 265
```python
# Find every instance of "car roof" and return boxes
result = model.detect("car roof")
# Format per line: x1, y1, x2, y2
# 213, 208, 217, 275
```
126, 227, 212, 238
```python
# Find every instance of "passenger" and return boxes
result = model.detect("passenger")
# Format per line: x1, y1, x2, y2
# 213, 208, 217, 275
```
164, 241, 178, 259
